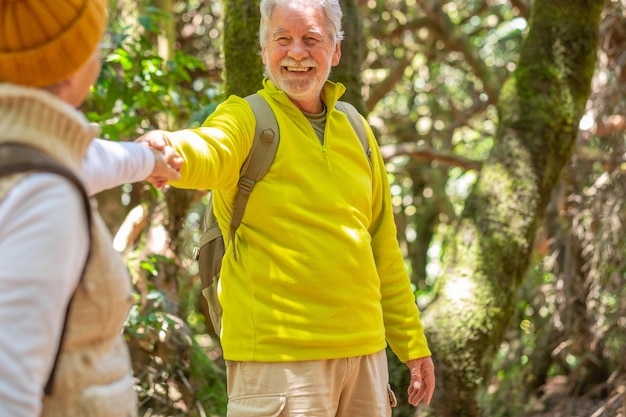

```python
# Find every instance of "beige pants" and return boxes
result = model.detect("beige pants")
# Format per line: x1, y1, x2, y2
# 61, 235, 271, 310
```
225, 350, 397, 417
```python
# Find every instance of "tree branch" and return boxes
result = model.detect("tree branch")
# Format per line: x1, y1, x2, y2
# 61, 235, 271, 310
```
380, 142, 483, 171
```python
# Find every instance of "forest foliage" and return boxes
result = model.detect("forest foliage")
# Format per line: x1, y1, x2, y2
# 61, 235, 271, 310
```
84, 1, 626, 416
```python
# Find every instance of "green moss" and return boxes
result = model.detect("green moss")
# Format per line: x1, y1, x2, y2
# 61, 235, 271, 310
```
223, 0, 264, 96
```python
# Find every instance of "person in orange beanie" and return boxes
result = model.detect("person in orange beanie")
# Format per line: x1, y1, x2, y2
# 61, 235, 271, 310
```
0, 1, 179, 416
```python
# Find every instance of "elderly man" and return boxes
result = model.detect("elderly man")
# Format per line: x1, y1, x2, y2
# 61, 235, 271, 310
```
138, 0, 435, 415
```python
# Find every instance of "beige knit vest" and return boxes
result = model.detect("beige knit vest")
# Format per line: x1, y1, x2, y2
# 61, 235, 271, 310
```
41, 210, 138, 417
0, 169, 138, 417
0, 85, 138, 417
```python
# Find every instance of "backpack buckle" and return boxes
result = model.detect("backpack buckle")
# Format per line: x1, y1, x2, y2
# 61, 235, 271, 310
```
238, 177, 255, 193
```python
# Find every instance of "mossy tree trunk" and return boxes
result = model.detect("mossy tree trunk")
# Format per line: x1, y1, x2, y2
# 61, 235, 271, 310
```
421, 1, 604, 416
223, 0, 264, 96
334, 0, 365, 114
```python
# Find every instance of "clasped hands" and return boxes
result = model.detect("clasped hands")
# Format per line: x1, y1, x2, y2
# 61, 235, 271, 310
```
137, 130, 180, 188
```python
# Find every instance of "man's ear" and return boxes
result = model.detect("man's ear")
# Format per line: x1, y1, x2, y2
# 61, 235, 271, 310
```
331, 41, 341, 67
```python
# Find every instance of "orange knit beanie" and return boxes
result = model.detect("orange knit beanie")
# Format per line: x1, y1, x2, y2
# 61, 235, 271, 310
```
0, 0, 108, 87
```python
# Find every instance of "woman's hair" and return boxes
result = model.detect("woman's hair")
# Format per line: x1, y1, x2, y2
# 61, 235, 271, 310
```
258, 0, 344, 49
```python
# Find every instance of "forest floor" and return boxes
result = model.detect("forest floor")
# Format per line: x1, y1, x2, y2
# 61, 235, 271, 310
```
523, 376, 625, 417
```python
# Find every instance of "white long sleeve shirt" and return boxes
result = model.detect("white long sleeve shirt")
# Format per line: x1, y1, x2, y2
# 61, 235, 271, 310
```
83, 138, 155, 195
0, 139, 153, 416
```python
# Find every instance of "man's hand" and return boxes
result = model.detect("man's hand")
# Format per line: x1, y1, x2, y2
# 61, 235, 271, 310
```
146, 146, 183, 188
406, 356, 435, 406
136, 130, 182, 188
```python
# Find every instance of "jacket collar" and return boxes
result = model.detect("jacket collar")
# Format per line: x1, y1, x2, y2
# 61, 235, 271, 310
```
261, 78, 347, 110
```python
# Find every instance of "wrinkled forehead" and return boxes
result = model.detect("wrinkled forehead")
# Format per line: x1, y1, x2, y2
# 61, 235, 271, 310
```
269, 3, 329, 37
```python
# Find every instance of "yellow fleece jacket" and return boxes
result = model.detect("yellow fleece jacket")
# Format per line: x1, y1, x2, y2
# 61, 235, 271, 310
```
167, 79, 431, 363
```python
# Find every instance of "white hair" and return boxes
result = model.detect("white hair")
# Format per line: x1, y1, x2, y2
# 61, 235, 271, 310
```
258, 0, 344, 49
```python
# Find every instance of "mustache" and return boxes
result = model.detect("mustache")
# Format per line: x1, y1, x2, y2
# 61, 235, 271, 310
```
279, 58, 317, 68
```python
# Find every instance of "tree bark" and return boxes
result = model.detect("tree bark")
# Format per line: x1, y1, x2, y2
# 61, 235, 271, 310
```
223, 0, 264, 96
421, 1, 604, 416
334, 0, 366, 114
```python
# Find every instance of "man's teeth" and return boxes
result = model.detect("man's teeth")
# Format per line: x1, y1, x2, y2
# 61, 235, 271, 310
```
287, 66, 309, 72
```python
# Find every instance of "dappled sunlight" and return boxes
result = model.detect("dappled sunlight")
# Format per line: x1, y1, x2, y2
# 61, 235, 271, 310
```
444, 275, 477, 305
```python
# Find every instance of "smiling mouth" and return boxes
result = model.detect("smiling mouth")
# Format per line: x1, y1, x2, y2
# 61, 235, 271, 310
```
285, 66, 312, 72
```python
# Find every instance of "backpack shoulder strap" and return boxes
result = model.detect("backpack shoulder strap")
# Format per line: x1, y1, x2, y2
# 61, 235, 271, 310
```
0, 143, 93, 237
335, 100, 371, 164
229, 94, 280, 243
0, 142, 92, 396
